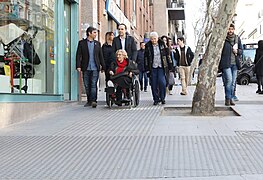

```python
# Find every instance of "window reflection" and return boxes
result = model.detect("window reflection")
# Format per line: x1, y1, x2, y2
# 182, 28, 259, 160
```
0, 0, 55, 94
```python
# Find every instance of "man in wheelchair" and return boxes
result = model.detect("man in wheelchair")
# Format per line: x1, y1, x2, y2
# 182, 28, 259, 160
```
107, 49, 139, 106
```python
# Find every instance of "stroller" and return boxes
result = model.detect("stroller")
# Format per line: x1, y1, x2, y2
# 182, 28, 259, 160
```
105, 72, 140, 108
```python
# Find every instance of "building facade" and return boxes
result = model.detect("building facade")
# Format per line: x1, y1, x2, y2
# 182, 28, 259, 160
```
236, 0, 263, 41
78, 0, 154, 96
0, 0, 79, 126
152, 0, 185, 44
80, 0, 154, 45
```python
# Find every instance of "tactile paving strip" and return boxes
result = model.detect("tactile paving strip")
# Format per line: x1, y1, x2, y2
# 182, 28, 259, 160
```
0, 135, 263, 179
53, 104, 159, 137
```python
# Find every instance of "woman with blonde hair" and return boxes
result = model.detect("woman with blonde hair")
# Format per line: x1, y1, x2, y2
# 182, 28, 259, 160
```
108, 49, 138, 105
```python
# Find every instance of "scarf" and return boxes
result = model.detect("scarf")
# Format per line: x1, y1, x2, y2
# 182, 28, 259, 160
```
116, 59, 128, 74
226, 34, 235, 46
226, 34, 237, 65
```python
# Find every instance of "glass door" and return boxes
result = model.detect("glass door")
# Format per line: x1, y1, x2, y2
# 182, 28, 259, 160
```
64, 0, 71, 100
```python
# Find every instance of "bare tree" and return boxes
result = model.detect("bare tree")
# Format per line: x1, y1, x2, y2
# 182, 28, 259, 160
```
191, 0, 238, 115
189, 0, 220, 85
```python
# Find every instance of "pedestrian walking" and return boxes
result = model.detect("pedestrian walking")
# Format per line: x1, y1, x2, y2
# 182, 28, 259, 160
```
174, 36, 194, 95
167, 37, 177, 94
136, 42, 148, 92
144, 32, 173, 105
112, 23, 137, 61
102, 31, 115, 82
76, 26, 105, 108
254, 40, 263, 94
219, 23, 242, 106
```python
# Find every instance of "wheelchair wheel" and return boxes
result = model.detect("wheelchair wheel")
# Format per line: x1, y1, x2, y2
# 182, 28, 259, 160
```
132, 80, 140, 107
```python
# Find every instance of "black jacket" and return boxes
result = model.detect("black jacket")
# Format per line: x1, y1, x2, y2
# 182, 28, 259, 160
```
112, 35, 137, 61
219, 35, 242, 70
102, 43, 115, 71
254, 40, 263, 76
144, 39, 173, 81
76, 39, 105, 71
174, 45, 194, 66
108, 58, 139, 76
136, 49, 145, 72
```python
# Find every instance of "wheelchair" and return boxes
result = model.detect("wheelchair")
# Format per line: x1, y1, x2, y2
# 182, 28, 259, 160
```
104, 73, 140, 108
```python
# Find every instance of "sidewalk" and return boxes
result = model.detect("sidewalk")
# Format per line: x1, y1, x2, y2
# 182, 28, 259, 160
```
0, 78, 263, 179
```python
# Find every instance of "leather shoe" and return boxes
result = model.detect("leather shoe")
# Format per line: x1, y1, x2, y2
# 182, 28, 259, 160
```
153, 101, 158, 105
161, 100, 166, 104
84, 102, 91, 107
91, 101, 97, 108
225, 99, 230, 106
230, 100, 235, 106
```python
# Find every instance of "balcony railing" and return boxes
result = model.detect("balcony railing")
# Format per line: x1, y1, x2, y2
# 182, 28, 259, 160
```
167, 0, 184, 9
167, 0, 185, 20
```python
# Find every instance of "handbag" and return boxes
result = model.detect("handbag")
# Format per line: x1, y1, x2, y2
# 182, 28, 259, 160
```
168, 71, 175, 85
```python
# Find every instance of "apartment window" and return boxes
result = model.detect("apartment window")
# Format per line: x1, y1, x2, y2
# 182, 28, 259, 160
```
143, 15, 145, 32
146, 0, 148, 13
146, 20, 148, 32
133, 0, 137, 14
124, 0, 127, 16
132, 0, 137, 27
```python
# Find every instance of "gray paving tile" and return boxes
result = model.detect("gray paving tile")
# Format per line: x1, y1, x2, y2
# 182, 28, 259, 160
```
1, 79, 263, 179
0, 136, 263, 179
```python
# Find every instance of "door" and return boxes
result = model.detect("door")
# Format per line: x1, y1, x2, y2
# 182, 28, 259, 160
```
64, 0, 71, 100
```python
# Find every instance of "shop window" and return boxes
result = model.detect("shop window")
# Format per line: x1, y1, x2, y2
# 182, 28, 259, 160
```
0, 0, 56, 94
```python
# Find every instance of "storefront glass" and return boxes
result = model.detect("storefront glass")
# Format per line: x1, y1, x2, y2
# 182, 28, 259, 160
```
0, 0, 56, 94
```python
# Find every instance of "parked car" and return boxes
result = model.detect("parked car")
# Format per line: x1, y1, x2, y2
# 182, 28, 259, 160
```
237, 42, 257, 85
237, 61, 257, 85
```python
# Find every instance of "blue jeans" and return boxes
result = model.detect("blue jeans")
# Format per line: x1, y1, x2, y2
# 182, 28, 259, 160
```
139, 71, 148, 90
222, 65, 237, 100
151, 68, 166, 103
83, 70, 99, 102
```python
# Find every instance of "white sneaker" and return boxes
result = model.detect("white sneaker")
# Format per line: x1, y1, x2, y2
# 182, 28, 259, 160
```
169, 91, 173, 95
107, 80, 114, 87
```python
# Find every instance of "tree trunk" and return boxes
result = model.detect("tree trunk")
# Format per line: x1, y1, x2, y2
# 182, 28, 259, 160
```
191, 0, 238, 115
189, 0, 213, 84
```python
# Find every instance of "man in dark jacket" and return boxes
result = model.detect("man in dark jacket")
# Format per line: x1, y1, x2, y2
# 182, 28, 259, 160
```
76, 26, 105, 108
112, 23, 137, 61
219, 23, 242, 106
174, 37, 194, 95
254, 40, 263, 94
144, 32, 173, 105
136, 42, 148, 91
